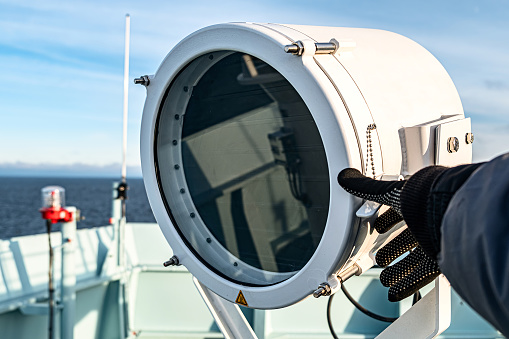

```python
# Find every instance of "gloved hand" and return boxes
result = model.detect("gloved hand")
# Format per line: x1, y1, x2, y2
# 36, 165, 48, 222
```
337, 163, 483, 302
338, 168, 440, 301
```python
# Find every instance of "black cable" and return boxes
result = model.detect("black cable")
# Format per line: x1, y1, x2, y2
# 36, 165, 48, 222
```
295, 168, 303, 198
47, 219, 55, 339
327, 284, 422, 336
340, 283, 398, 323
327, 293, 339, 339
287, 167, 304, 202
286, 170, 297, 199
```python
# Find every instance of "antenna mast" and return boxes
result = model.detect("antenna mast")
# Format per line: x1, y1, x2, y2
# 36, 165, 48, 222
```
116, 15, 131, 339
121, 14, 130, 183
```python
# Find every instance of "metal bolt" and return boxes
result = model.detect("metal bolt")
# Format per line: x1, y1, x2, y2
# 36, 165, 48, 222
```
180, 188, 185, 194
233, 262, 238, 267
183, 86, 188, 92
447, 137, 460, 153
284, 41, 305, 56
174, 164, 180, 170
190, 213, 196, 218
163, 255, 180, 267
284, 45, 299, 54
284, 40, 343, 56
134, 75, 150, 86
315, 42, 337, 54
465, 133, 474, 144
172, 140, 178, 146
208, 55, 214, 60
313, 283, 332, 298
338, 264, 361, 283
206, 238, 212, 243
313, 287, 326, 298
175, 114, 180, 120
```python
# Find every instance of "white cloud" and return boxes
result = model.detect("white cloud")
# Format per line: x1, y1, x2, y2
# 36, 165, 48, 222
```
1, 0, 508, 175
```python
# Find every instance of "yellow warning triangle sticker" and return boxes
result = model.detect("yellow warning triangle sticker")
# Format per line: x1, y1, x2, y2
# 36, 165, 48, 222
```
235, 290, 248, 307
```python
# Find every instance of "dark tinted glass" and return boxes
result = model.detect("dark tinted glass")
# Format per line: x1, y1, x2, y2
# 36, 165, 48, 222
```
157, 52, 329, 285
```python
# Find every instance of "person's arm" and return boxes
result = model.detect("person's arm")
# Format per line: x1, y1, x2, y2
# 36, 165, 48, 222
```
438, 153, 509, 337
337, 162, 482, 301
338, 153, 509, 336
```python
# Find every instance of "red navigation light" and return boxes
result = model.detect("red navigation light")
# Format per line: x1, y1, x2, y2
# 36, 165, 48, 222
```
40, 186, 73, 224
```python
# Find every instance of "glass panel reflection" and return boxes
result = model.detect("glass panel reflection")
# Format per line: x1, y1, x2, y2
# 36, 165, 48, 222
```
157, 52, 329, 285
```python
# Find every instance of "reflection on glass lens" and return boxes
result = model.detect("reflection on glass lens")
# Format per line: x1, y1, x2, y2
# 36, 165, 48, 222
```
156, 52, 329, 285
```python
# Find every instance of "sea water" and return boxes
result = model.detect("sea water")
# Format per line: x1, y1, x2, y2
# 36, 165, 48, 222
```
0, 177, 155, 239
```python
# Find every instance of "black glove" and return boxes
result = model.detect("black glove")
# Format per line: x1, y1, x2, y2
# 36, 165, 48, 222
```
338, 168, 442, 301
338, 163, 484, 301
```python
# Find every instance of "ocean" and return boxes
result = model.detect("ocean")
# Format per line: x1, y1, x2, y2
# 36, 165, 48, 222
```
0, 177, 156, 239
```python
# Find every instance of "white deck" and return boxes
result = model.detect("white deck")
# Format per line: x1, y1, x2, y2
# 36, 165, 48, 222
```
0, 223, 501, 338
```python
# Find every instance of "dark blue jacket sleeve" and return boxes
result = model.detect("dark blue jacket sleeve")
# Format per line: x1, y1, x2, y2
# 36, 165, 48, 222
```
438, 153, 509, 337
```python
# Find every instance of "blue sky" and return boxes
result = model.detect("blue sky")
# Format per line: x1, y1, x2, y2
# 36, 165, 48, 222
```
0, 0, 508, 177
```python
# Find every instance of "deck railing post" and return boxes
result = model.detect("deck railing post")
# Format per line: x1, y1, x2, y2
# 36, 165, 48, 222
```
60, 207, 77, 339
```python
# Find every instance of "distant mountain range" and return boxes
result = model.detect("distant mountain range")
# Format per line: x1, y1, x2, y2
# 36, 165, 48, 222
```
0, 162, 142, 178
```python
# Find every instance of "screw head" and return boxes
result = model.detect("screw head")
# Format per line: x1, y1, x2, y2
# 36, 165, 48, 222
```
134, 75, 150, 86
447, 137, 460, 153
465, 133, 474, 144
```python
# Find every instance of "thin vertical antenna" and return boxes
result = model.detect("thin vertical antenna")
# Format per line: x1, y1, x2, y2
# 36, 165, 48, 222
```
121, 14, 130, 183
118, 15, 131, 339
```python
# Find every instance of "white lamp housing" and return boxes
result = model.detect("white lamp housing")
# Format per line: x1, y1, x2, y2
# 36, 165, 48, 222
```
140, 23, 471, 309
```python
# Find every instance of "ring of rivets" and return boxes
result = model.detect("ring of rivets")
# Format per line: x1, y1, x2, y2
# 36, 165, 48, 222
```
366, 124, 377, 178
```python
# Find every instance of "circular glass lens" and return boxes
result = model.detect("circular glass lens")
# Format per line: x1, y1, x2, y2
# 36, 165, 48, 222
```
156, 52, 329, 285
